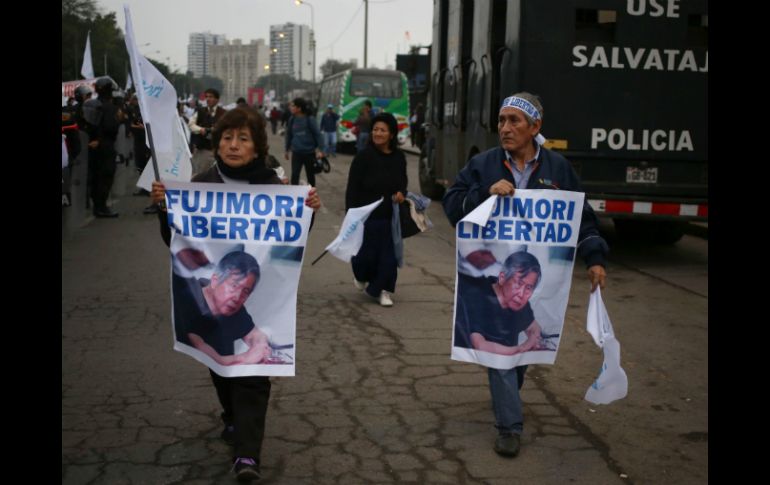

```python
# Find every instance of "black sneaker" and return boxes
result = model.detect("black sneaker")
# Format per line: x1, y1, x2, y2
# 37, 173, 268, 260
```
221, 424, 235, 446
494, 433, 521, 457
233, 457, 260, 482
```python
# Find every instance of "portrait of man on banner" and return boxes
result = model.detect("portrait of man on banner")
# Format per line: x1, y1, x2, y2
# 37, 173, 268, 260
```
172, 246, 271, 367
450, 190, 585, 370
453, 241, 575, 367
170, 240, 303, 376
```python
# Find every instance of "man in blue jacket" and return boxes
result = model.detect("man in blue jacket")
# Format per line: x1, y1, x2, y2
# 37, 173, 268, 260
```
442, 91, 608, 458
284, 97, 324, 186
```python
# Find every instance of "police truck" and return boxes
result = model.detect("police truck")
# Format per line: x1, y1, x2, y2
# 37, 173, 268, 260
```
421, 0, 707, 243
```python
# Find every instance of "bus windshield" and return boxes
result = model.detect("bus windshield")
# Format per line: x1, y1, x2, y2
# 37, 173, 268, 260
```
349, 74, 403, 98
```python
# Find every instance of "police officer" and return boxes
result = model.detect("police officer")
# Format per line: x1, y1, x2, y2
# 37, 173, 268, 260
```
73, 84, 92, 129
83, 77, 121, 218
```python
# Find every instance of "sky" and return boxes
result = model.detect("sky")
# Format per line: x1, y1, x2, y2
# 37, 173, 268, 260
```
95, 0, 433, 75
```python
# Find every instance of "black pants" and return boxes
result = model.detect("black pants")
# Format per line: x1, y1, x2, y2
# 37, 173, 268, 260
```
291, 151, 316, 186
352, 218, 398, 296
88, 145, 116, 212
133, 135, 150, 172
209, 370, 271, 462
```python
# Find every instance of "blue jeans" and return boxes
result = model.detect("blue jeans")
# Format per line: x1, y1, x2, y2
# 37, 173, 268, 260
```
488, 365, 528, 435
323, 131, 337, 155
356, 132, 370, 152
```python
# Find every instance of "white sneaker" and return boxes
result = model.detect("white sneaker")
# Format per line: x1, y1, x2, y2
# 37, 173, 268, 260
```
379, 291, 393, 307
353, 277, 367, 291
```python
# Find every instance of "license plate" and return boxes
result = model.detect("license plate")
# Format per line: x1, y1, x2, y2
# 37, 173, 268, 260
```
626, 166, 658, 184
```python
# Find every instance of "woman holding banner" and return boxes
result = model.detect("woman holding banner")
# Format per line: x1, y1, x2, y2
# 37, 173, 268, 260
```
151, 107, 321, 482
345, 112, 408, 307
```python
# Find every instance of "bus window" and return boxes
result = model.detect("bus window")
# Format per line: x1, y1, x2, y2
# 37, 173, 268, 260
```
487, 0, 507, 131
460, 0, 474, 129
350, 74, 403, 98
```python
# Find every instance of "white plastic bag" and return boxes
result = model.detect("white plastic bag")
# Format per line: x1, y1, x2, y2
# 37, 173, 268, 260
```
584, 288, 628, 405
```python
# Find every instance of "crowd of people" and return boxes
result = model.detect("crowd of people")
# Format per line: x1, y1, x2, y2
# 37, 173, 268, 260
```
62, 78, 609, 482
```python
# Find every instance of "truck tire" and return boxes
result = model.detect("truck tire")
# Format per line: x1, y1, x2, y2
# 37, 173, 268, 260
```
613, 219, 685, 245
419, 143, 445, 200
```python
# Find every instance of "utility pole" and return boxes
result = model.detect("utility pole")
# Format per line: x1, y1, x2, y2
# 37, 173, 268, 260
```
364, 0, 369, 68
296, 0, 316, 84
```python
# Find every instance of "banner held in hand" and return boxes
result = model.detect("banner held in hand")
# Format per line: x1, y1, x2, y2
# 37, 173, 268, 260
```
584, 287, 628, 405
318, 198, 384, 264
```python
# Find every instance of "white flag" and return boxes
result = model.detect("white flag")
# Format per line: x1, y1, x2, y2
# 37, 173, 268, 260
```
125, 72, 133, 91
136, 114, 193, 191
124, 5, 190, 184
584, 288, 628, 405
325, 198, 384, 262
80, 31, 94, 79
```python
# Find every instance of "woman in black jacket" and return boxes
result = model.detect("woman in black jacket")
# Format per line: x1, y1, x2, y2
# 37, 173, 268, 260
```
151, 107, 321, 482
345, 112, 408, 307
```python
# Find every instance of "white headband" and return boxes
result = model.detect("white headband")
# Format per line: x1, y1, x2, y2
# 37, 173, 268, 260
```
500, 96, 546, 145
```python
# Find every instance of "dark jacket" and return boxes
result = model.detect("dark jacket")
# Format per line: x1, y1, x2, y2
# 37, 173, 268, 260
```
320, 111, 340, 132
83, 95, 120, 150
285, 115, 324, 154
345, 145, 408, 220
193, 106, 226, 150
442, 145, 608, 268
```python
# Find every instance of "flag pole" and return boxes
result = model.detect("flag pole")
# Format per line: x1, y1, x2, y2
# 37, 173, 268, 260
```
310, 250, 328, 266
144, 122, 161, 181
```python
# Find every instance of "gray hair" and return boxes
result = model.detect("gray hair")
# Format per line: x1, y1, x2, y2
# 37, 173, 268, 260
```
501, 251, 542, 288
213, 251, 261, 287
507, 92, 544, 126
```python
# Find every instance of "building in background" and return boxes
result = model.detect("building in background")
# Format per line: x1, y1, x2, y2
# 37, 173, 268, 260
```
269, 23, 313, 81
187, 32, 227, 78
210, 39, 270, 104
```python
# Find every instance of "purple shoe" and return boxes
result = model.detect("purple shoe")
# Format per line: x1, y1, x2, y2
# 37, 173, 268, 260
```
232, 457, 260, 482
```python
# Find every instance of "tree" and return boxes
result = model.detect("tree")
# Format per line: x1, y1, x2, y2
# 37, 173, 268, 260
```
62, 0, 98, 80
62, 0, 97, 19
320, 59, 357, 78
61, 0, 129, 87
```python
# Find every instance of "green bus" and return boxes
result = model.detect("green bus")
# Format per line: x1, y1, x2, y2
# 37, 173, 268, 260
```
317, 68, 410, 149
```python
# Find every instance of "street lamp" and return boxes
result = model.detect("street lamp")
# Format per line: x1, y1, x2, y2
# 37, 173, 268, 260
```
295, 0, 316, 84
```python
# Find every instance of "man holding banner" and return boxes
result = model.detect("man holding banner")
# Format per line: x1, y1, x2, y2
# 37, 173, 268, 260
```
443, 92, 608, 458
